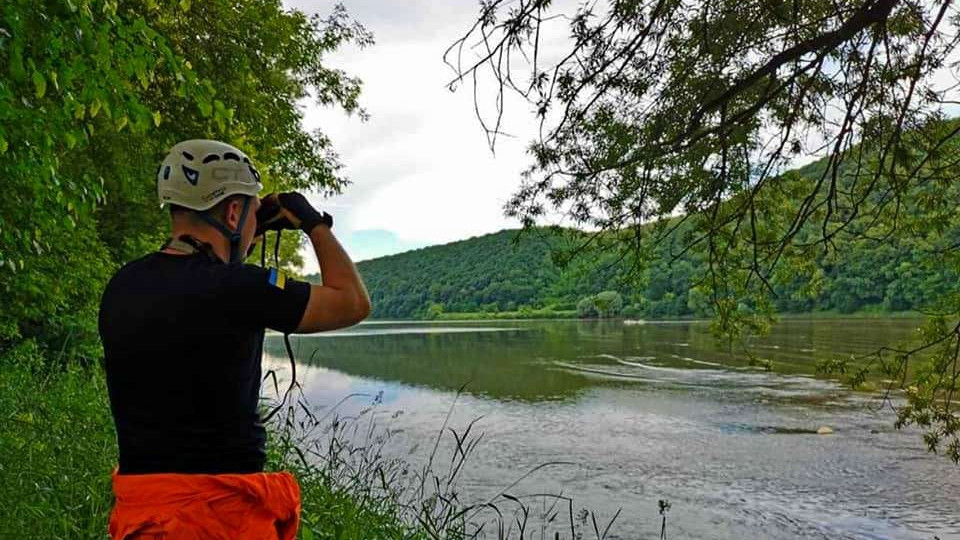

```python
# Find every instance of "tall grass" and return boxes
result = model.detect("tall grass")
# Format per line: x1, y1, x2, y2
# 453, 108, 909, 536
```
0, 340, 115, 539
263, 382, 628, 540
0, 344, 647, 539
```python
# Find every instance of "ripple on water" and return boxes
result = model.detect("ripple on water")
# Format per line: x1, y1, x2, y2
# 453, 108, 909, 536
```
285, 319, 960, 540
564, 354, 844, 402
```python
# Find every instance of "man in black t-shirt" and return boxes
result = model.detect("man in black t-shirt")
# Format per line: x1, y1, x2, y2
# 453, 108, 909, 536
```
98, 139, 370, 540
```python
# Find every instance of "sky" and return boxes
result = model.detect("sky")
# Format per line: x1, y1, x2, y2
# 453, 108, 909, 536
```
284, 1, 960, 274
284, 0, 545, 272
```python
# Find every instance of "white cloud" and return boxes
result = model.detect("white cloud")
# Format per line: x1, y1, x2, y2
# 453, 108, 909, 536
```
289, 1, 541, 272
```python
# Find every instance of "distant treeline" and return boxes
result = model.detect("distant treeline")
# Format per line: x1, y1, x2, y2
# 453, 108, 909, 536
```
306, 225, 954, 320
306, 157, 959, 320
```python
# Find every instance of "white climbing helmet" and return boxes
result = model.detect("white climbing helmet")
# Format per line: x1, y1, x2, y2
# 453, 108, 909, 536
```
156, 139, 262, 210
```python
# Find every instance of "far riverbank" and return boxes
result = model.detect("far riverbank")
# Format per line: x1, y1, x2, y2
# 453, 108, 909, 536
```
405, 309, 924, 322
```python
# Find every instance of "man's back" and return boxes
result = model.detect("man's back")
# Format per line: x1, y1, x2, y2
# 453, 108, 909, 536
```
99, 139, 369, 540
99, 251, 309, 474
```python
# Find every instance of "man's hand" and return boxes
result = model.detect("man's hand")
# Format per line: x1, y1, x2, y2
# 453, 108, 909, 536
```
255, 194, 294, 236
255, 192, 330, 236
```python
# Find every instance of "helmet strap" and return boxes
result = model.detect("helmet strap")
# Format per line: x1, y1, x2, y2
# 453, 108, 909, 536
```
196, 196, 253, 264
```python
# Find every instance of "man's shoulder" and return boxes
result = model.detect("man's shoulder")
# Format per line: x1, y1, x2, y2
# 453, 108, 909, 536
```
115, 252, 160, 273
220, 265, 309, 299
224, 264, 293, 289
105, 253, 212, 293
105, 254, 296, 295
164, 260, 293, 293
104, 253, 160, 290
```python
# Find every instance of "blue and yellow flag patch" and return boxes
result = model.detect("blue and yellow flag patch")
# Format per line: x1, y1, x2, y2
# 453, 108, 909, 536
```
267, 268, 286, 290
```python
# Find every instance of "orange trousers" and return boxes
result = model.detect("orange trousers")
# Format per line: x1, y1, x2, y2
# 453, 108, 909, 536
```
108, 470, 300, 540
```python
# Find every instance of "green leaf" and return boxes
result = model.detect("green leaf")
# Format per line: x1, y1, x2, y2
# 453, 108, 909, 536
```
0, 135, 7, 155
32, 70, 46, 99
137, 68, 150, 90
152, 111, 162, 127
116, 115, 129, 131
9, 43, 25, 81
179, 0, 191, 11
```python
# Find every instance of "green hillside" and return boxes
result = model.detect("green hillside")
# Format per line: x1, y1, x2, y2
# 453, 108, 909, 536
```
341, 228, 615, 318
303, 217, 955, 320
304, 121, 960, 321
305, 137, 960, 320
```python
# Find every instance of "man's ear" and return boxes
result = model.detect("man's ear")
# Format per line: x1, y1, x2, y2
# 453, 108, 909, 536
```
224, 198, 243, 229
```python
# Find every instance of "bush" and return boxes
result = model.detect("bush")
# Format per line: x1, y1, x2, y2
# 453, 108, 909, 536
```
593, 291, 623, 318
576, 296, 598, 318
621, 304, 642, 318
425, 303, 444, 320
577, 291, 624, 318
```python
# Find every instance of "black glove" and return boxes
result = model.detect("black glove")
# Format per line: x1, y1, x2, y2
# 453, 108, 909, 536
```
255, 192, 331, 236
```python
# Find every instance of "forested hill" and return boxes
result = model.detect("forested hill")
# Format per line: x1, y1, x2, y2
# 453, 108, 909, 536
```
304, 123, 960, 321
354, 229, 606, 318
304, 216, 954, 319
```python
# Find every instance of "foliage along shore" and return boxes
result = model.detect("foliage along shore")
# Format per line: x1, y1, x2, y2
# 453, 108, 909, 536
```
0, 346, 422, 540
0, 4, 427, 537
2, 345, 617, 540
305, 219, 953, 324
409, 309, 924, 322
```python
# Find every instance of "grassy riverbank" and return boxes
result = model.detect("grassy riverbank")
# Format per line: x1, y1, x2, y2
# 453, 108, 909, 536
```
1, 342, 612, 540
0, 342, 116, 539
2, 347, 586, 539
0, 345, 417, 540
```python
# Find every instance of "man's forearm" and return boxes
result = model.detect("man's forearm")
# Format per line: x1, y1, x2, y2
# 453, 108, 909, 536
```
308, 225, 370, 308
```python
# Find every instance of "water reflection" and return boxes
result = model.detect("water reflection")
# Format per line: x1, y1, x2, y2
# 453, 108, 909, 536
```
268, 323, 596, 401
262, 318, 960, 540
266, 318, 920, 403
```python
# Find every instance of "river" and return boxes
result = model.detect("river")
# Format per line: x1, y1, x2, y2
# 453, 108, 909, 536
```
264, 318, 960, 540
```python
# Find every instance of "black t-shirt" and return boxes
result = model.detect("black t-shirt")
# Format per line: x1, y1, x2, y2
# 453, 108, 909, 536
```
98, 251, 311, 474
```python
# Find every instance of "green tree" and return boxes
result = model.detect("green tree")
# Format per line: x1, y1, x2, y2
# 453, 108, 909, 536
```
576, 296, 598, 318
593, 291, 623, 318
451, 0, 960, 460
1, 1, 370, 362
425, 302, 444, 320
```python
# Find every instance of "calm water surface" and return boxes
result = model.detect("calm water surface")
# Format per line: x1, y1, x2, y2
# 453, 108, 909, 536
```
264, 319, 959, 540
